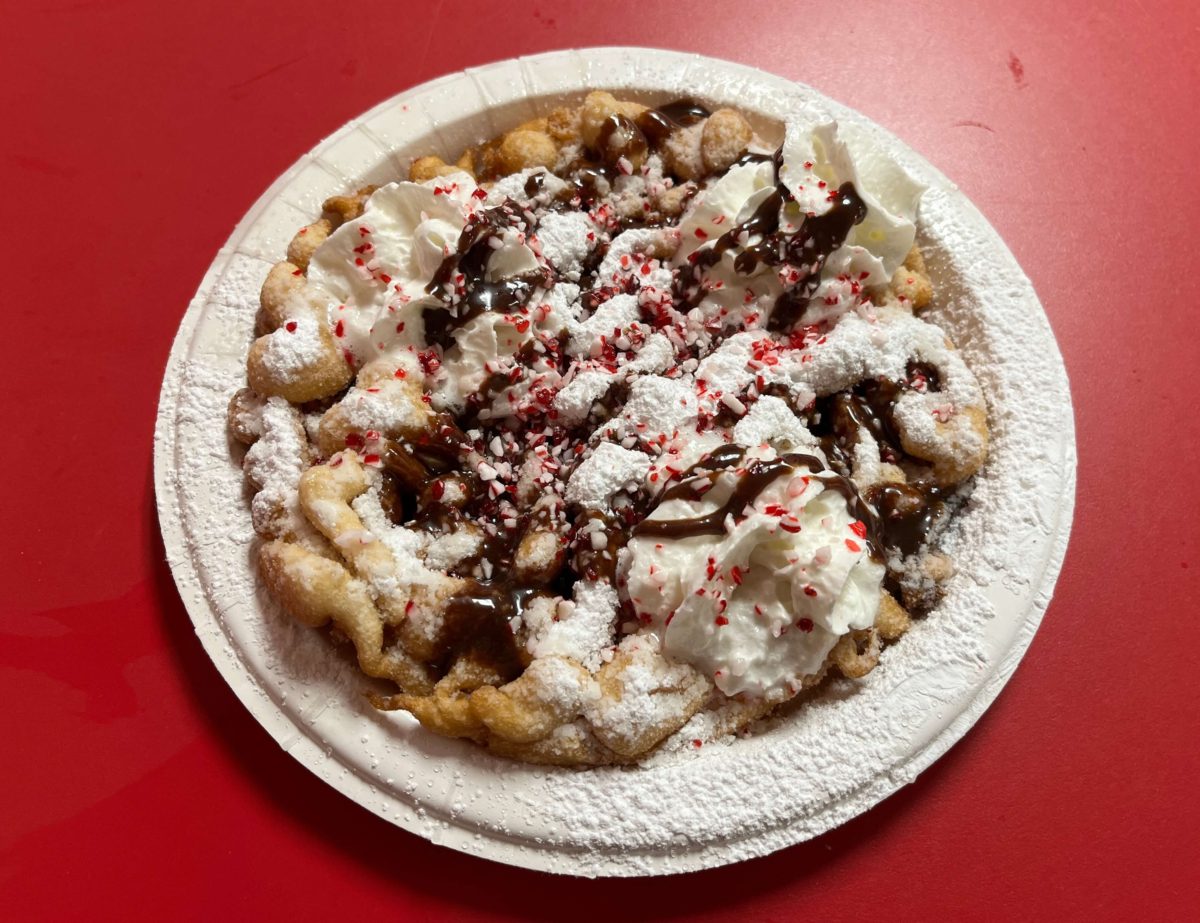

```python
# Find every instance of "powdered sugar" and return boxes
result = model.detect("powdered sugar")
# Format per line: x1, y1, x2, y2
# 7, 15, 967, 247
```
242, 396, 311, 538
565, 442, 653, 509
258, 313, 327, 377
524, 580, 619, 672
535, 210, 597, 280
565, 293, 640, 356
732, 395, 818, 451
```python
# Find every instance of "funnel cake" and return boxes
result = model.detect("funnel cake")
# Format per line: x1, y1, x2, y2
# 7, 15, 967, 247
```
228, 91, 988, 766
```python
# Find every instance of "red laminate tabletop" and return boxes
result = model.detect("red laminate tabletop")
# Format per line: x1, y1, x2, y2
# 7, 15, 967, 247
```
2, 1, 1197, 919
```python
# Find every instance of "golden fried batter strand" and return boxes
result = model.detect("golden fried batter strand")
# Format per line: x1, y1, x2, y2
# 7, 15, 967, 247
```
259, 540, 434, 693
875, 592, 912, 641
830, 628, 882, 679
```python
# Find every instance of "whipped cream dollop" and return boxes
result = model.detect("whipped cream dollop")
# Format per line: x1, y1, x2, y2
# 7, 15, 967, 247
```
304, 171, 575, 416
623, 451, 883, 697
306, 174, 483, 359
778, 111, 923, 277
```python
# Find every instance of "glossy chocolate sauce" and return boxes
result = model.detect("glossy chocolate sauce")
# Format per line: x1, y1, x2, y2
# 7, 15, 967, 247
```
634, 451, 880, 554
803, 366, 953, 565
459, 338, 554, 426
588, 99, 712, 169
672, 139, 867, 328
636, 100, 709, 146
435, 586, 531, 681
595, 114, 649, 166
866, 482, 946, 557
382, 429, 552, 678
422, 201, 548, 351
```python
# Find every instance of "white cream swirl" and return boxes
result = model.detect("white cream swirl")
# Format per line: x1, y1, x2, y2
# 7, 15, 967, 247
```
622, 451, 883, 698
778, 112, 923, 277
303, 173, 559, 416
670, 114, 925, 333
671, 159, 783, 327
306, 174, 484, 360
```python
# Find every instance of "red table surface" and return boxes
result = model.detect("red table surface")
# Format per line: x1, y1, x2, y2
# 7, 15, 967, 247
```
3, 0, 1198, 919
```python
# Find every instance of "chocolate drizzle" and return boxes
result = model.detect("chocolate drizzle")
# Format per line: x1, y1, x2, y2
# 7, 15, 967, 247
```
435, 586, 531, 681
866, 482, 946, 558
811, 362, 945, 473
459, 338, 551, 426
422, 201, 547, 351
768, 183, 868, 331
636, 100, 710, 147
595, 113, 649, 166
672, 140, 868, 330
523, 171, 547, 198
803, 368, 954, 566
635, 451, 879, 554
381, 429, 551, 680
586, 99, 713, 169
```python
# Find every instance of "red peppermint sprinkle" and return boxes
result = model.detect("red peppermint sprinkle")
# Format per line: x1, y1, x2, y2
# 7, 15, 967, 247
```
797, 617, 814, 632
694, 227, 709, 239
394, 367, 407, 379
845, 539, 862, 553
849, 520, 868, 538
803, 585, 818, 597
430, 479, 445, 500
344, 433, 364, 448
284, 321, 297, 333
715, 615, 729, 626
363, 453, 381, 466
334, 319, 345, 338
417, 349, 441, 375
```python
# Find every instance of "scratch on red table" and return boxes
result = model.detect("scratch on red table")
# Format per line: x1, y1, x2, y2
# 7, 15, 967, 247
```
8, 153, 77, 177
227, 52, 314, 94
953, 120, 996, 133
1008, 51, 1027, 88
410, 0, 447, 79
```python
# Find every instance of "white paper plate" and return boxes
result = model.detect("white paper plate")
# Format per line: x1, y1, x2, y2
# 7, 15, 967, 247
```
154, 48, 1075, 877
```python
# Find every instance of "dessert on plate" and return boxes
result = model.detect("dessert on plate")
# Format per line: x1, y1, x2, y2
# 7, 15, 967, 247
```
227, 91, 988, 766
